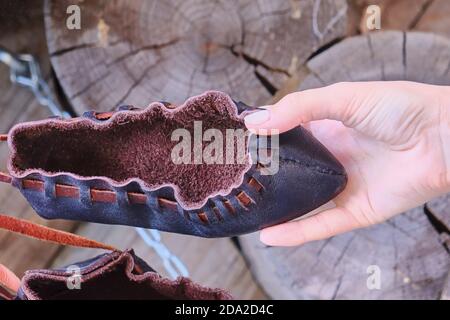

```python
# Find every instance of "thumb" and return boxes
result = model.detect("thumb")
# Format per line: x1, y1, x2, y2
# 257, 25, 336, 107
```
260, 207, 366, 246
244, 82, 357, 134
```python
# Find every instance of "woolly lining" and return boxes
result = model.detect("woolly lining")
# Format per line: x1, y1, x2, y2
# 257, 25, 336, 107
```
8, 91, 251, 209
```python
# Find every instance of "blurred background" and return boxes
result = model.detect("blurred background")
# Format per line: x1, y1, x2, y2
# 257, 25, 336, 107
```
0, 0, 449, 299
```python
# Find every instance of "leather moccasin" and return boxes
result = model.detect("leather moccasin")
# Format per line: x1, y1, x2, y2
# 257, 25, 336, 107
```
13, 250, 231, 300
3, 91, 347, 237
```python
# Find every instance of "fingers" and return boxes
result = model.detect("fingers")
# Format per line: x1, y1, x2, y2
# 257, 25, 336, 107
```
0, 264, 20, 293
244, 82, 359, 134
259, 207, 366, 246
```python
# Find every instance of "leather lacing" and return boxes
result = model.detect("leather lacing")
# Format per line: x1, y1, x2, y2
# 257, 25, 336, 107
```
0, 133, 266, 225
0, 214, 116, 250
0, 213, 117, 297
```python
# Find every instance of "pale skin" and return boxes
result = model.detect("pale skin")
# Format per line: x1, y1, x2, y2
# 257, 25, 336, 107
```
244, 81, 450, 247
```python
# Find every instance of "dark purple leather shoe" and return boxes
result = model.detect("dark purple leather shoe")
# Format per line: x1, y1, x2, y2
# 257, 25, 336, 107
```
14, 250, 231, 300
2, 91, 347, 237
0, 214, 230, 300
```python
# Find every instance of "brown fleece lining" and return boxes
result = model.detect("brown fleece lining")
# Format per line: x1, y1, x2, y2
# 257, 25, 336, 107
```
9, 92, 251, 209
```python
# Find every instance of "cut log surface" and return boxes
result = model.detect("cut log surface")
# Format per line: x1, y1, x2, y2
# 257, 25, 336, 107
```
45, 0, 347, 113
240, 31, 450, 299
415, 0, 450, 39
356, 0, 431, 33
348, 0, 450, 38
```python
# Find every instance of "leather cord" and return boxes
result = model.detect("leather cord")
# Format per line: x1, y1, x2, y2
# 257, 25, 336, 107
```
0, 213, 116, 251
0, 213, 117, 298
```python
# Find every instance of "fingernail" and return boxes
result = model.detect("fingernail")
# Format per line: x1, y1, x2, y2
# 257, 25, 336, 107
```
259, 231, 274, 247
244, 108, 270, 125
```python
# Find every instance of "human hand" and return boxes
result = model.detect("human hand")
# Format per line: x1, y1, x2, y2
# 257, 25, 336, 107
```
244, 81, 450, 246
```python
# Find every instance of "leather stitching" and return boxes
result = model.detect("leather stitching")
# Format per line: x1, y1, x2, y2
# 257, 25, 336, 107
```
15, 173, 264, 223
279, 156, 345, 176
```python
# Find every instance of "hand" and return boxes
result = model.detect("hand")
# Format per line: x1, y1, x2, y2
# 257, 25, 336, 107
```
244, 81, 450, 246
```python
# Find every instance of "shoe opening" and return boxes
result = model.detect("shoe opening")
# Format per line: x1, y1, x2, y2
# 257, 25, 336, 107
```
9, 91, 251, 209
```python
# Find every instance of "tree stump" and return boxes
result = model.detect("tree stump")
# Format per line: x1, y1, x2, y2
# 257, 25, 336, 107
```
347, 0, 450, 38
45, 0, 347, 114
239, 31, 450, 299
